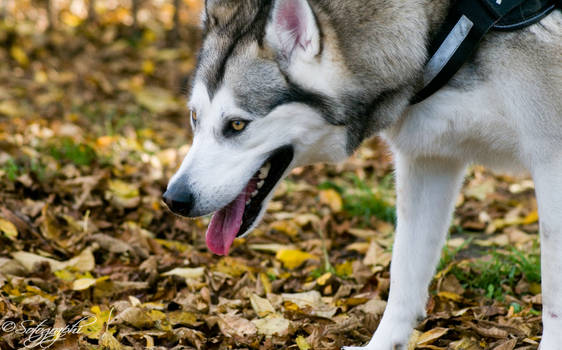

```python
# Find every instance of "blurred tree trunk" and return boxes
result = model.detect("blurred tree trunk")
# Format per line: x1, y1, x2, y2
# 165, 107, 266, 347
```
0, 0, 6, 21
46, 0, 55, 30
168, 0, 181, 45
173, 0, 180, 40
87, 0, 96, 23
132, 0, 140, 30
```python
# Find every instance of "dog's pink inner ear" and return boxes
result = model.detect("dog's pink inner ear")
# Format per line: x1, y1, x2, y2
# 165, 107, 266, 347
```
272, 0, 319, 60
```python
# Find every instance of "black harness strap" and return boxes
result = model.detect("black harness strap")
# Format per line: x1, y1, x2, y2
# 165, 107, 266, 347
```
495, 0, 558, 30
411, 0, 559, 104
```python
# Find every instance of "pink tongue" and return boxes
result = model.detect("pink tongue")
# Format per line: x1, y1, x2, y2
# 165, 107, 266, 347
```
206, 189, 249, 256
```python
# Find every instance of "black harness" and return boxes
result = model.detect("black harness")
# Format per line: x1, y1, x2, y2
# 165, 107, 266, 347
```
412, 0, 561, 104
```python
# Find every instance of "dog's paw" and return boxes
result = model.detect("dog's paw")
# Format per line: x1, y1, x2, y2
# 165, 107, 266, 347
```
342, 318, 412, 350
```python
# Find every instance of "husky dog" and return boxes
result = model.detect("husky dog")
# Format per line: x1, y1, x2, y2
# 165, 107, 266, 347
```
163, 0, 562, 348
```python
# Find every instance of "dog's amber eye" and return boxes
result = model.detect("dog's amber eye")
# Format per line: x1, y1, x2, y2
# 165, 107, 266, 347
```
190, 110, 197, 122
231, 120, 247, 132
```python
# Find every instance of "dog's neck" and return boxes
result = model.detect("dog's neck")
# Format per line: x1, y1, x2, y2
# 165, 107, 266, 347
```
425, 0, 454, 41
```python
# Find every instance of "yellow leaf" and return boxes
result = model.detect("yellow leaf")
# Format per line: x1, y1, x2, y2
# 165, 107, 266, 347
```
316, 272, 332, 286
259, 273, 273, 294
270, 220, 299, 237
10, 46, 29, 67
25, 285, 57, 302
61, 11, 83, 27
529, 282, 541, 295
107, 180, 140, 209
108, 180, 139, 198
142, 60, 155, 75
96, 136, 115, 148
319, 189, 343, 212
99, 331, 121, 350
72, 278, 98, 291
168, 311, 199, 327
155, 239, 191, 252
0, 218, 18, 240
522, 210, 539, 225
437, 291, 463, 302
339, 297, 370, 307
34, 70, 48, 84
335, 261, 353, 277
296, 335, 311, 350
276, 249, 318, 269
147, 309, 166, 321
0, 100, 20, 117
215, 256, 254, 277
80, 306, 113, 339
142, 29, 157, 44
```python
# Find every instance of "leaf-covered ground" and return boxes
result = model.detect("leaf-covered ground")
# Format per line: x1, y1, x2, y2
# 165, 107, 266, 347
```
0, 5, 545, 350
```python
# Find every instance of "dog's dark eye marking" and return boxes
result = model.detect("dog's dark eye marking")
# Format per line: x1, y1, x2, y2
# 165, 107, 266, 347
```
223, 119, 250, 137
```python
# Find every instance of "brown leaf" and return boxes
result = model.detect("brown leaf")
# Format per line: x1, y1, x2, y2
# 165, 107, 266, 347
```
468, 322, 509, 339
217, 314, 257, 338
492, 339, 517, 350
416, 327, 449, 346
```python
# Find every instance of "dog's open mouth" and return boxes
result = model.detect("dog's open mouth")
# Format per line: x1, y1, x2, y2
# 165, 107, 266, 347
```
205, 145, 294, 256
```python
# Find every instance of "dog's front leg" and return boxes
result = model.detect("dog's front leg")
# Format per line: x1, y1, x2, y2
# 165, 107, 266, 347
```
344, 154, 465, 350
532, 157, 562, 350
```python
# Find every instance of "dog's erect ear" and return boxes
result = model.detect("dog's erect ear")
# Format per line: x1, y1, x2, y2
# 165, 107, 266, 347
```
267, 0, 320, 61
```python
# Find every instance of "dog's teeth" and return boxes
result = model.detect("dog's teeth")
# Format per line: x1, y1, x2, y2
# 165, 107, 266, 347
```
257, 180, 264, 189
259, 162, 271, 179
251, 190, 258, 197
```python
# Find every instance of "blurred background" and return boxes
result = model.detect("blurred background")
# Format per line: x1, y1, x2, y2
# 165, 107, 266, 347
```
0, 2, 545, 349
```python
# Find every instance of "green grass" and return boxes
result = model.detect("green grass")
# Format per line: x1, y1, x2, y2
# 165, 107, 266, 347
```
437, 236, 473, 272
451, 246, 541, 300
320, 174, 396, 224
49, 137, 97, 167
3, 158, 20, 181
1, 156, 47, 182
2, 138, 97, 183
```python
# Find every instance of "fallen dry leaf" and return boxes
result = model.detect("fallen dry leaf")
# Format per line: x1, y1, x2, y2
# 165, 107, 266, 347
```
276, 249, 319, 269
252, 315, 290, 336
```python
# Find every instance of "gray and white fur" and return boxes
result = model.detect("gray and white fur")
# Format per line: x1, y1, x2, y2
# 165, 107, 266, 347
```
165, 0, 562, 348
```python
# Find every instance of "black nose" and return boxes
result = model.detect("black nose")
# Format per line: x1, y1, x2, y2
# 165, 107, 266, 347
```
163, 189, 194, 217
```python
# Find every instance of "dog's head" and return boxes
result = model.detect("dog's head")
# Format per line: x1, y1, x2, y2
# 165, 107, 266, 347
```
164, 0, 427, 255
